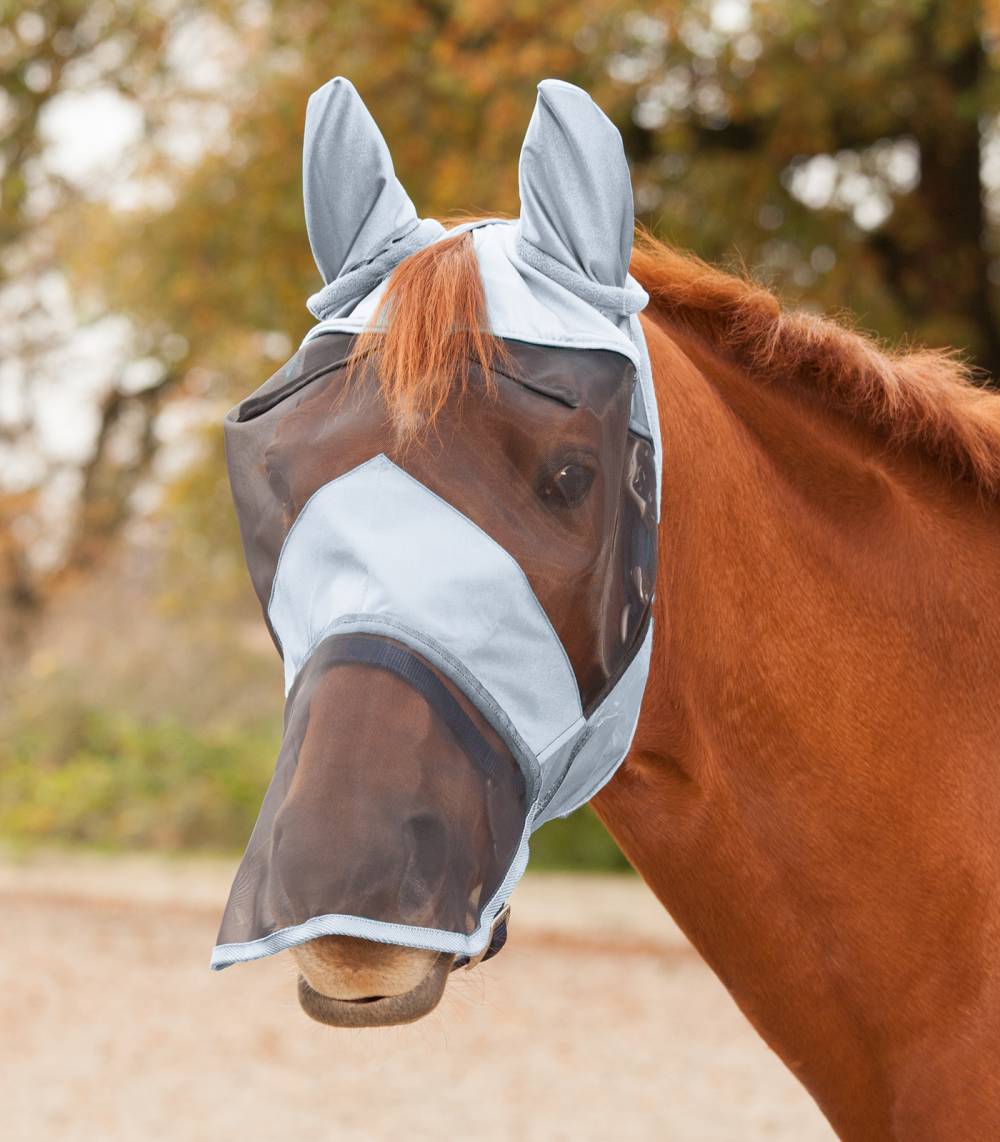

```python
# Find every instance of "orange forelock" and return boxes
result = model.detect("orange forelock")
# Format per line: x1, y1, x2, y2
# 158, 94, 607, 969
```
346, 230, 509, 439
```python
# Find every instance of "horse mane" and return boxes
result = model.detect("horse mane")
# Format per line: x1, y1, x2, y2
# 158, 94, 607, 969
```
350, 222, 1000, 496
346, 229, 508, 434
630, 229, 1000, 498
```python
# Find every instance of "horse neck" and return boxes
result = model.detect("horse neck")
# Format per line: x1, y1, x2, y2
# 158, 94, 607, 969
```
595, 314, 1000, 1139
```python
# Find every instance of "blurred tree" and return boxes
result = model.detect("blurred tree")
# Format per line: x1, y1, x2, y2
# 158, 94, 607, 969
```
0, 0, 209, 642
0, 0, 200, 256
618, 0, 1000, 374
2, 0, 644, 643
54, 0, 648, 618
9, 0, 1000, 628
8, 0, 1000, 865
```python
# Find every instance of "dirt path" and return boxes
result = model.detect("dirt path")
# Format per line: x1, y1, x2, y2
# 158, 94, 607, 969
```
0, 853, 834, 1141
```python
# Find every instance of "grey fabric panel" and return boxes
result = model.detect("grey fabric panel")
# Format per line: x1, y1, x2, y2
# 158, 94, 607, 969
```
267, 454, 583, 757
533, 623, 653, 826
518, 79, 633, 289
303, 76, 421, 284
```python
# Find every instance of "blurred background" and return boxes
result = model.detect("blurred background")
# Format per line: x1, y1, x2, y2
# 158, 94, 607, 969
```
1, 2, 995, 1138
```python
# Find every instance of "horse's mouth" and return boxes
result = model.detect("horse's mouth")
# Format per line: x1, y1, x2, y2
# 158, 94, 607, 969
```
296, 954, 452, 1027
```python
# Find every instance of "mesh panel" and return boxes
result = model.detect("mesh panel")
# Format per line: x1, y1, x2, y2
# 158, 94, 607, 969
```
225, 334, 657, 710
217, 633, 527, 947
219, 333, 656, 956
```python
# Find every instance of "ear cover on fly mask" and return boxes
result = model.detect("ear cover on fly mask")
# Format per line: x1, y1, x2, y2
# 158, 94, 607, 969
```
303, 76, 418, 281
511, 79, 659, 474
517, 79, 634, 295
303, 78, 445, 318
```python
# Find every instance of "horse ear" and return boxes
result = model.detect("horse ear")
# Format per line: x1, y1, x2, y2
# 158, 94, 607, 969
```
303, 77, 420, 284
518, 80, 634, 289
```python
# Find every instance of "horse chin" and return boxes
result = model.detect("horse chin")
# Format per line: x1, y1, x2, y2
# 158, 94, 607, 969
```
296, 955, 452, 1027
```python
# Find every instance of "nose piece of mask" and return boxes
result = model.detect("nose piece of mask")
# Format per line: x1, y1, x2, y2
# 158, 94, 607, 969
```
213, 633, 531, 964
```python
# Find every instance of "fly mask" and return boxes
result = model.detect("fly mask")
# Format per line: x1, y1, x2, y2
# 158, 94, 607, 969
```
212, 77, 661, 971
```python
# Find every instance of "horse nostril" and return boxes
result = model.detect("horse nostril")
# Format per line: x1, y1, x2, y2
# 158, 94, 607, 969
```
406, 810, 448, 855
398, 811, 449, 922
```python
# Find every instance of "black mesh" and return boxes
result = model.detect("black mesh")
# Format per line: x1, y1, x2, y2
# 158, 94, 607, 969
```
217, 634, 527, 946
224, 334, 657, 708
219, 334, 657, 953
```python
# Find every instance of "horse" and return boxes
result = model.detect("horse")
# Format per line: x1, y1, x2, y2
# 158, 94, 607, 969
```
221, 80, 1000, 1140
594, 237, 1000, 1139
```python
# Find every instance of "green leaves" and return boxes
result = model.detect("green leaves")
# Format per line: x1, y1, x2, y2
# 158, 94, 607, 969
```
0, 705, 280, 851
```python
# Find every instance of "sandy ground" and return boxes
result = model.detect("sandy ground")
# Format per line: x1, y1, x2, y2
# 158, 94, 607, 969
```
0, 852, 835, 1141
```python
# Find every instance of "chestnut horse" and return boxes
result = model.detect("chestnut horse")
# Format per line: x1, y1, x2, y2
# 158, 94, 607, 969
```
293, 228, 1000, 1141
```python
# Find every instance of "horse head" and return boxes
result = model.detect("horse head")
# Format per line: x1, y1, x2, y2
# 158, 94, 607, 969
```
212, 77, 660, 1026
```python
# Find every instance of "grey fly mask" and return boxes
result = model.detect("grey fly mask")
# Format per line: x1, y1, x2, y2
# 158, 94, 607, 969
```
212, 77, 661, 971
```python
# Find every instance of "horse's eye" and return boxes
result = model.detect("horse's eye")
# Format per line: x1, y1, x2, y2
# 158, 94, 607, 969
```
539, 461, 596, 510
